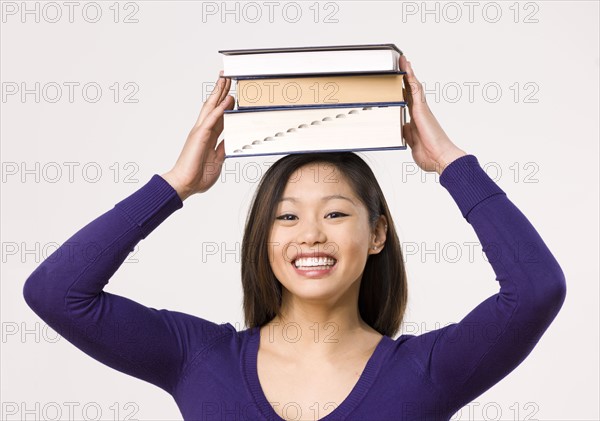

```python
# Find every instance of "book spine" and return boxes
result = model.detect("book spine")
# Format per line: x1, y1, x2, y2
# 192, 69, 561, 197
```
223, 70, 404, 79
228, 101, 407, 113
224, 71, 407, 81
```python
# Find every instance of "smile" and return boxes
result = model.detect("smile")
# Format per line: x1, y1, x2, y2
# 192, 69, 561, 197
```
293, 256, 337, 268
291, 257, 338, 278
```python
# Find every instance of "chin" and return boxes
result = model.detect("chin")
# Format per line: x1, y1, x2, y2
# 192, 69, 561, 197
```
281, 276, 354, 302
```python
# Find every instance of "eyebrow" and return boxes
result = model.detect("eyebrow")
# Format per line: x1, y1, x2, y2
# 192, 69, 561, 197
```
279, 195, 357, 206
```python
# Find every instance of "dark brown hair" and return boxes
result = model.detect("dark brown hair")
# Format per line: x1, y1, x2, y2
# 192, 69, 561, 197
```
241, 152, 407, 338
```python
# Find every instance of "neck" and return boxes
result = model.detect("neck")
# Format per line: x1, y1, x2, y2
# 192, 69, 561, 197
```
260, 292, 380, 360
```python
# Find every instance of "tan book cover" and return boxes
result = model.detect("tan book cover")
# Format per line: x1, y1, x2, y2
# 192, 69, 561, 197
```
236, 74, 405, 108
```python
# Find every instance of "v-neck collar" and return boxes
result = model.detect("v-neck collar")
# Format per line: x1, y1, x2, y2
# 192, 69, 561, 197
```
243, 326, 393, 421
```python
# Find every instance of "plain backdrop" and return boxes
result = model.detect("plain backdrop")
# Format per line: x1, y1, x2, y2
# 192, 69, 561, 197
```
2, 1, 598, 420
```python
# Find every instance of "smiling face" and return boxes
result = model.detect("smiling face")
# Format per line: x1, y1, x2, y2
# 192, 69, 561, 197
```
267, 161, 382, 306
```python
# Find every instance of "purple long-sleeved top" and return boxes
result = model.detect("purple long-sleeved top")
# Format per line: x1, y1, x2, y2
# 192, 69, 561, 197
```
22, 154, 566, 421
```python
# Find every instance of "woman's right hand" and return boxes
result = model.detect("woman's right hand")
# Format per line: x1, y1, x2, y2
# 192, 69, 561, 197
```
161, 71, 234, 201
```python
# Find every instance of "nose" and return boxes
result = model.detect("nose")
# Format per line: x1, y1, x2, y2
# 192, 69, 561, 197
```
296, 219, 327, 247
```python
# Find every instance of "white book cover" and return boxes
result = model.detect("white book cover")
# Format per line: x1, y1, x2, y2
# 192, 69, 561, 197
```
219, 44, 402, 77
223, 104, 407, 158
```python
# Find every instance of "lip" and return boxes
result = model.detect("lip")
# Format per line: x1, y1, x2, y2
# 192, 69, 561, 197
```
291, 259, 338, 279
294, 252, 337, 260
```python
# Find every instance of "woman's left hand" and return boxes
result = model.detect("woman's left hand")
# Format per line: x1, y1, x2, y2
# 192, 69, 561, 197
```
400, 55, 468, 175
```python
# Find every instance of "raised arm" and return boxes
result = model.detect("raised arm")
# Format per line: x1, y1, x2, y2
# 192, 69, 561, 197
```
23, 175, 209, 393
399, 55, 566, 408
422, 155, 565, 408
22, 72, 236, 394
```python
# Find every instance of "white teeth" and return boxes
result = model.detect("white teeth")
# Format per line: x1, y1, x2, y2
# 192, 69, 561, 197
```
294, 257, 336, 268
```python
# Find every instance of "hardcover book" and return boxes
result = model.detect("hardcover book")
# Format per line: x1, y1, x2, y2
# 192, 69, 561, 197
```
219, 44, 403, 78
223, 103, 407, 158
235, 73, 405, 109
219, 44, 407, 158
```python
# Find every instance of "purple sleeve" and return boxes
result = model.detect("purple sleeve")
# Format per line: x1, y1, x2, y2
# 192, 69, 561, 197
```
22, 175, 231, 394
409, 155, 566, 409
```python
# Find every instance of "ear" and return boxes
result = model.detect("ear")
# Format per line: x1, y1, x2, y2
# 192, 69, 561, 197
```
368, 215, 388, 255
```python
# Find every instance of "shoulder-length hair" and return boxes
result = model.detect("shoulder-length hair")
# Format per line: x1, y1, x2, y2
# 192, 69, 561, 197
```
241, 152, 407, 338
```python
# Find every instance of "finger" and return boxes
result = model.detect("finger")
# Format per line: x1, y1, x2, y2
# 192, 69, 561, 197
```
402, 56, 418, 85
215, 138, 226, 165
402, 122, 414, 149
208, 70, 227, 106
200, 95, 234, 135
400, 56, 414, 110
196, 72, 228, 127
404, 60, 427, 108
212, 74, 231, 107
400, 56, 425, 107
217, 76, 232, 105
399, 54, 409, 72
402, 86, 414, 119
402, 85, 412, 106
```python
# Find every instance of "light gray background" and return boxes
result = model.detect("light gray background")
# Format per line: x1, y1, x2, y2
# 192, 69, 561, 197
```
2, 1, 598, 420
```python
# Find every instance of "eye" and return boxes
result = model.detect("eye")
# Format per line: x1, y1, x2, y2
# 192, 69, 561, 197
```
275, 214, 297, 221
275, 212, 348, 221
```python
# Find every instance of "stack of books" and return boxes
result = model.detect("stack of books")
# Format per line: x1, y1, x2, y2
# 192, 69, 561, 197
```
219, 44, 407, 158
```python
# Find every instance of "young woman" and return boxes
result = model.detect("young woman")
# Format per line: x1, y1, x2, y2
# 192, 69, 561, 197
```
23, 55, 566, 420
